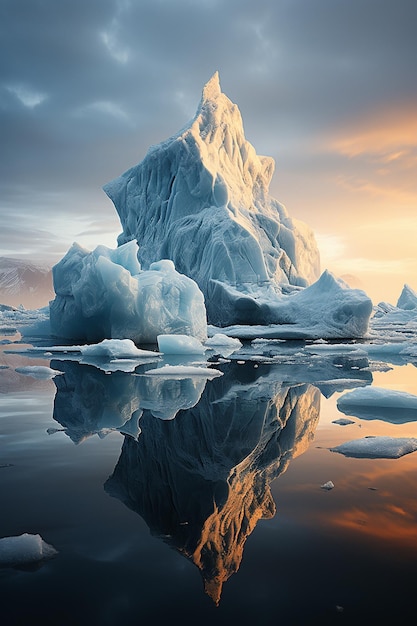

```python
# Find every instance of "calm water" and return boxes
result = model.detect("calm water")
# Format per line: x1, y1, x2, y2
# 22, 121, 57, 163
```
1, 334, 417, 625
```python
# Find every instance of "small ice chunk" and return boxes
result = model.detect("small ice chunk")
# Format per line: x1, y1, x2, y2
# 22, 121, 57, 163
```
157, 334, 206, 355
331, 436, 417, 459
80, 338, 159, 359
332, 417, 355, 426
143, 364, 223, 379
321, 480, 335, 490
15, 365, 63, 379
205, 334, 242, 349
0, 533, 58, 566
337, 386, 417, 423
338, 386, 417, 411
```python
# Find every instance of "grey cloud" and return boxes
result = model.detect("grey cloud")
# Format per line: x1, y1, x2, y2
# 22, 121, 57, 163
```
1, 0, 416, 262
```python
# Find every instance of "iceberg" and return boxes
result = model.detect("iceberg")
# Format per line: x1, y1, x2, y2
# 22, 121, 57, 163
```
397, 284, 417, 310
49, 240, 207, 344
370, 284, 417, 343
104, 71, 372, 337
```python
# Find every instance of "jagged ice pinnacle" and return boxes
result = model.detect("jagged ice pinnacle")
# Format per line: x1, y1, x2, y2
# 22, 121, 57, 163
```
103, 72, 372, 336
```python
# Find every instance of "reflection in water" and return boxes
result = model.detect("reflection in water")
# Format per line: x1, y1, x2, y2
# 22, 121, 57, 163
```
52, 360, 207, 442
51, 357, 372, 604
105, 372, 320, 604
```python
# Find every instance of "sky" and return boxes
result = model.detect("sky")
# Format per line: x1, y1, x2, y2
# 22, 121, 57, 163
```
1, 0, 416, 306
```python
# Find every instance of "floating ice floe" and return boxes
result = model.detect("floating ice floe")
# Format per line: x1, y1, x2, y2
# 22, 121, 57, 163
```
332, 417, 355, 426
78, 338, 158, 359
0, 533, 58, 567
320, 481, 334, 490
28, 338, 160, 359
157, 334, 206, 355
15, 365, 63, 379
205, 333, 243, 349
330, 436, 417, 459
143, 364, 223, 379
337, 386, 417, 423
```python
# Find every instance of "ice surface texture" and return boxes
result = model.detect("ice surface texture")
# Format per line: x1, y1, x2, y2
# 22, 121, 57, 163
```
104, 72, 372, 335
50, 241, 207, 343
337, 386, 417, 423
331, 436, 417, 459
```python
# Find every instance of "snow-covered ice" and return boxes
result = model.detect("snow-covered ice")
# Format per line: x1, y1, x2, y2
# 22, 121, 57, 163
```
49, 241, 207, 344
331, 436, 417, 459
79, 338, 158, 359
205, 333, 242, 349
337, 386, 417, 422
157, 334, 206, 355
0, 533, 58, 566
26, 338, 160, 359
103, 72, 372, 337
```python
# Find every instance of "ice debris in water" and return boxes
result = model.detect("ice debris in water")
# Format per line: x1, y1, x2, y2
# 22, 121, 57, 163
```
338, 386, 417, 411
205, 333, 243, 349
320, 480, 335, 490
157, 334, 206, 355
143, 364, 223, 379
332, 417, 355, 426
15, 365, 63, 379
331, 436, 417, 459
0, 533, 58, 566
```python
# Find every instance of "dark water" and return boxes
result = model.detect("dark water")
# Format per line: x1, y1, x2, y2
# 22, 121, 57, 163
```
1, 337, 417, 625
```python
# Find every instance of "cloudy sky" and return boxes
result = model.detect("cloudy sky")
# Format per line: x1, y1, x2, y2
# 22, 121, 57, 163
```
1, 0, 416, 304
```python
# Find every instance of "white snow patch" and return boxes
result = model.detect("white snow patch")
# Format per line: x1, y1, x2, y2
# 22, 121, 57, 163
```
157, 334, 206, 355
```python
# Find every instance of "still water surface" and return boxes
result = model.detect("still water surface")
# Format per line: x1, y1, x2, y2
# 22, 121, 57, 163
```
1, 336, 417, 625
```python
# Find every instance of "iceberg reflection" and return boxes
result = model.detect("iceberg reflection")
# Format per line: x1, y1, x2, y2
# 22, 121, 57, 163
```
104, 362, 320, 604
50, 356, 373, 602
52, 360, 208, 442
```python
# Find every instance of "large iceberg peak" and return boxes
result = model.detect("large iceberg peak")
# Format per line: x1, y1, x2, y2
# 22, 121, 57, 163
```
190, 70, 275, 205
104, 72, 322, 326
200, 70, 221, 101
103, 73, 372, 336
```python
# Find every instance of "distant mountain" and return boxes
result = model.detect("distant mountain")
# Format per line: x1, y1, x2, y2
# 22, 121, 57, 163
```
0, 257, 53, 309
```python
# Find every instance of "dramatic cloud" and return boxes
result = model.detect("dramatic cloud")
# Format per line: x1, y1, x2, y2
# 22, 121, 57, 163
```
1, 0, 416, 304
